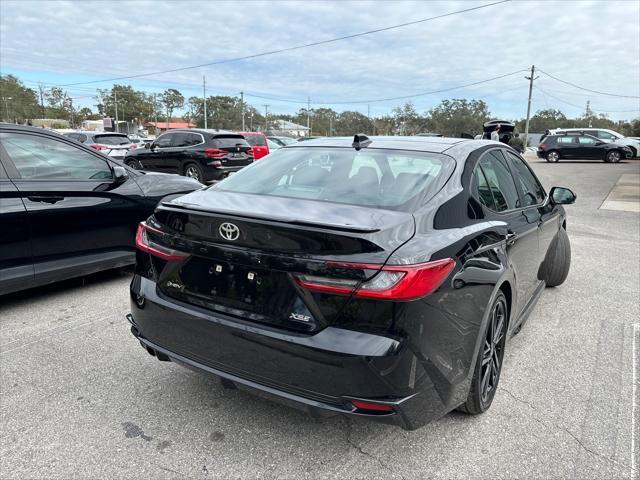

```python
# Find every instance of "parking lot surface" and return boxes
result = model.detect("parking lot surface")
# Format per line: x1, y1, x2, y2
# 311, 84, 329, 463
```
1, 157, 639, 480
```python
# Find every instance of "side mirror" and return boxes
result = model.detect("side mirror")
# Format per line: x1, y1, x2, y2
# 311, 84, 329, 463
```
113, 165, 129, 183
550, 186, 576, 205
595, 141, 604, 146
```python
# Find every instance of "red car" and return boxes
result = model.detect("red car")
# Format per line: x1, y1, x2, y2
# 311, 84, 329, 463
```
238, 132, 269, 159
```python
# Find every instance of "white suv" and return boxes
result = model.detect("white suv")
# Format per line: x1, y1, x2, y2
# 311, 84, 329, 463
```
549, 128, 639, 157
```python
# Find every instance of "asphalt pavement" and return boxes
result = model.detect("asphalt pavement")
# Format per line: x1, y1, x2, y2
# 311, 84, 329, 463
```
1, 156, 639, 480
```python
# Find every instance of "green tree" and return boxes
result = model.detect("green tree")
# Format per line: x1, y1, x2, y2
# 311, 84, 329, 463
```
427, 99, 491, 137
391, 102, 423, 135
160, 88, 184, 123
334, 111, 373, 136
0, 74, 41, 122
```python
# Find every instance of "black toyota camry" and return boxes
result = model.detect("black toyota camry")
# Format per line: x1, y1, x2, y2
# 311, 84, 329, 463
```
128, 135, 576, 430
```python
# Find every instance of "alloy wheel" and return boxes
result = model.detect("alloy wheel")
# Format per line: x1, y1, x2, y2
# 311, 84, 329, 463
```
480, 297, 507, 404
608, 151, 620, 163
547, 151, 559, 162
185, 166, 201, 181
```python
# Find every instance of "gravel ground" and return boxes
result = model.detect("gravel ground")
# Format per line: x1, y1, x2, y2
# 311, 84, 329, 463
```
1, 156, 639, 480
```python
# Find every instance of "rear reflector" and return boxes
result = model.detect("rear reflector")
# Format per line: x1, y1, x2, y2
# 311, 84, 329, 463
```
351, 400, 395, 413
90, 144, 107, 150
295, 258, 455, 301
135, 222, 189, 261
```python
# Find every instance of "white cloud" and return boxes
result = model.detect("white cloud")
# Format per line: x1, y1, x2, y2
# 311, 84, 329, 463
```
1, 0, 638, 119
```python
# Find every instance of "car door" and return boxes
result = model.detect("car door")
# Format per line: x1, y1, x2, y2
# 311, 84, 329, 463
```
474, 149, 540, 318
556, 135, 578, 158
503, 149, 558, 282
0, 129, 147, 285
0, 157, 34, 294
143, 132, 174, 172
576, 135, 601, 159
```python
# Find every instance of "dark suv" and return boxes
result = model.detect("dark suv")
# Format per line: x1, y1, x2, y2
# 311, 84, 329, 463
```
125, 129, 254, 182
537, 133, 632, 163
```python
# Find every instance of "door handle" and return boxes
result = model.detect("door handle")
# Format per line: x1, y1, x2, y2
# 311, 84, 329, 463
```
27, 195, 65, 204
505, 232, 517, 245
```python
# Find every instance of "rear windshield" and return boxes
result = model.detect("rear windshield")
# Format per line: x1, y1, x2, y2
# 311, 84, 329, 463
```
243, 134, 266, 147
93, 134, 130, 145
215, 147, 454, 210
213, 136, 250, 148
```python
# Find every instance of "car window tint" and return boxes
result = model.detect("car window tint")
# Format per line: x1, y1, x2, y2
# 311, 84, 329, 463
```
186, 133, 202, 146
472, 167, 496, 210
478, 150, 520, 212
505, 151, 546, 206
557, 136, 574, 144
215, 147, 454, 210
577, 136, 597, 144
0, 132, 112, 181
154, 133, 173, 148
213, 136, 250, 148
171, 133, 191, 148
79, 134, 87, 142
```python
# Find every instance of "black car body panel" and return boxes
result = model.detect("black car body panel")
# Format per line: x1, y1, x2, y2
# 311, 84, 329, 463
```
125, 129, 253, 183
537, 133, 632, 161
0, 124, 202, 295
129, 136, 573, 429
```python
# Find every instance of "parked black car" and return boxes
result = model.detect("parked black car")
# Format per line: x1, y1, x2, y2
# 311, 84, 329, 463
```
0, 124, 202, 295
128, 134, 576, 430
124, 129, 254, 183
537, 133, 633, 163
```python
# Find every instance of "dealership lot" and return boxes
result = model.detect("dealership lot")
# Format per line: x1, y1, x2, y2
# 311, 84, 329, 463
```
1, 157, 639, 479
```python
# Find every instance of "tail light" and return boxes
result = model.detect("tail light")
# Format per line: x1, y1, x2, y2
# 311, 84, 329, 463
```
135, 222, 189, 261
205, 148, 228, 158
246, 147, 254, 156
538, 143, 546, 149
130, 144, 137, 150
294, 258, 455, 301
90, 144, 107, 150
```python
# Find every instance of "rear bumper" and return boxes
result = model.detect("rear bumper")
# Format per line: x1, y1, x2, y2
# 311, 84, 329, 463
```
204, 165, 247, 182
128, 275, 458, 429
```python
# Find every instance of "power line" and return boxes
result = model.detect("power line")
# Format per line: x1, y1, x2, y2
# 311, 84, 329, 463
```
244, 69, 528, 105
538, 68, 640, 99
533, 86, 639, 113
53, 0, 509, 87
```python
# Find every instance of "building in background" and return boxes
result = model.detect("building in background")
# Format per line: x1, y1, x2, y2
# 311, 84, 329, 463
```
271, 120, 310, 137
144, 120, 196, 135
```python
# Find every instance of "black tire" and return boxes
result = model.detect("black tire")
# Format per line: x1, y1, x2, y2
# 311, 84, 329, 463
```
458, 292, 508, 415
125, 159, 139, 169
545, 228, 571, 287
183, 163, 203, 182
605, 150, 622, 163
545, 150, 560, 163
629, 146, 637, 158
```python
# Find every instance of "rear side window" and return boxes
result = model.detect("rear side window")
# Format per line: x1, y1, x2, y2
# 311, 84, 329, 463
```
171, 132, 202, 147
214, 147, 454, 210
477, 150, 519, 212
557, 136, 575, 144
243, 134, 266, 147
505, 151, 546, 206
93, 134, 130, 145
577, 136, 597, 144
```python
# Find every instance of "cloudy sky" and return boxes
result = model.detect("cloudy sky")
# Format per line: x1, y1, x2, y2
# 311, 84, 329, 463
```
1, 0, 638, 120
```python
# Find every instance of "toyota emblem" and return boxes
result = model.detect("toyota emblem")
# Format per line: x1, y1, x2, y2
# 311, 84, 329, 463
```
219, 222, 240, 241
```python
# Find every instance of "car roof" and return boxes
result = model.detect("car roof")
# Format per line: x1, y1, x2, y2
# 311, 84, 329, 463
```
283, 135, 476, 154
161, 128, 240, 136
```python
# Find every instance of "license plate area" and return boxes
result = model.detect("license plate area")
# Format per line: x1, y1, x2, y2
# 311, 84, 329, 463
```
161, 256, 316, 331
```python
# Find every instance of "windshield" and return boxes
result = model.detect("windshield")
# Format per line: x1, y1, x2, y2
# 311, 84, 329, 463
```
93, 134, 130, 145
214, 147, 454, 210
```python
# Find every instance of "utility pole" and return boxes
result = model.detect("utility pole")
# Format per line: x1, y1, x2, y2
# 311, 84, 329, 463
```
153, 93, 158, 127
367, 104, 371, 135
240, 91, 245, 130
114, 90, 119, 133
69, 97, 74, 129
306, 96, 312, 136
38, 84, 45, 119
329, 116, 332, 137
203, 76, 208, 129
523, 65, 537, 152
263, 104, 269, 132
